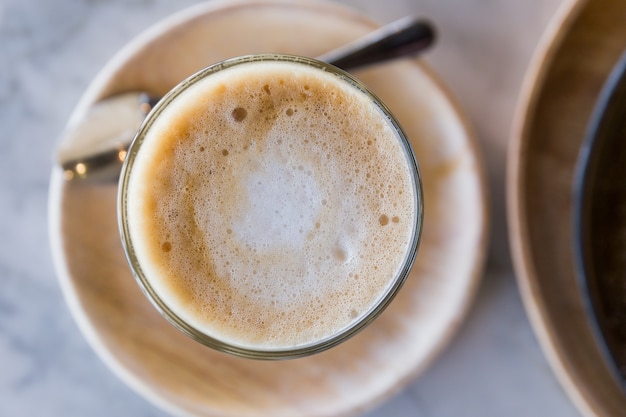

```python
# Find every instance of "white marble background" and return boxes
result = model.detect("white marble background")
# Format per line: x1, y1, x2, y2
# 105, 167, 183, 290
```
0, 0, 583, 416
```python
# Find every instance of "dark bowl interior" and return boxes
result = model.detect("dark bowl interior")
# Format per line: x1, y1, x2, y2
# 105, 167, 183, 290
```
575, 49, 626, 391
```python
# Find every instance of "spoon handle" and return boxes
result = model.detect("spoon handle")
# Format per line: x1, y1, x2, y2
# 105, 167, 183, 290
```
319, 17, 435, 70
58, 17, 435, 182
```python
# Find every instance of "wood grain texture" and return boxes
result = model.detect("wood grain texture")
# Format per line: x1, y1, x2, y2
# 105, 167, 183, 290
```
49, 1, 488, 416
509, 0, 626, 416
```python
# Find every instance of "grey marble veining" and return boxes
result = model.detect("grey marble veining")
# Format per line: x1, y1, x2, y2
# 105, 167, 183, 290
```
0, 0, 582, 416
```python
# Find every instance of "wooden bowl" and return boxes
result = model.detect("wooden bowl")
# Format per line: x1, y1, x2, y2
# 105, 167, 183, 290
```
49, 1, 489, 416
508, 0, 626, 415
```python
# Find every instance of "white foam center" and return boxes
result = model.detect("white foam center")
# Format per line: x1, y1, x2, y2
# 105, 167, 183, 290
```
235, 141, 321, 251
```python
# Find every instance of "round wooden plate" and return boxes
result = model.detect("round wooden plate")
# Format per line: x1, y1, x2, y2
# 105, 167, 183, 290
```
49, 1, 488, 416
508, 0, 626, 416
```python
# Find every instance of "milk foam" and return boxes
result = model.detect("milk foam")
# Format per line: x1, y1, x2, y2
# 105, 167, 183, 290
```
125, 60, 416, 349
233, 137, 321, 251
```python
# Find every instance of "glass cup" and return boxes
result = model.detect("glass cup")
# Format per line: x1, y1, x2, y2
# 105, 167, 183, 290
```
118, 54, 423, 359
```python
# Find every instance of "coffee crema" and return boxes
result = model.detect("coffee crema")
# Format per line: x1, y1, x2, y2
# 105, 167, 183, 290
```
122, 57, 419, 352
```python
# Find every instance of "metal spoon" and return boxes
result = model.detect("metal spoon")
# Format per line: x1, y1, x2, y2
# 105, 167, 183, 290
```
58, 16, 435, 182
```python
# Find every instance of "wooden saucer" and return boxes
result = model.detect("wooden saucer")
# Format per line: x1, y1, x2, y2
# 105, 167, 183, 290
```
509, 0, 626, 415
49, 1, 488, 416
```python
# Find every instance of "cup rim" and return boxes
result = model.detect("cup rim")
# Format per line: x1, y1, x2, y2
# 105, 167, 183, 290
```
118, 53, 424, 360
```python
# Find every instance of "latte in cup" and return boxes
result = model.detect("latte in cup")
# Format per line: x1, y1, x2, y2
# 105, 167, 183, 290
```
119, 55, 422, 358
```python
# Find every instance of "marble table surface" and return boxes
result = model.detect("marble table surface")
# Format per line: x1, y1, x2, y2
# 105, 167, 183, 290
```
0, 0, 584, 416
